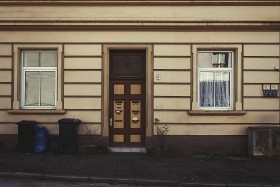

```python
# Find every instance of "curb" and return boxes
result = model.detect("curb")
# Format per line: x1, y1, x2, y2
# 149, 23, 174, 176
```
0, 172, 280, 187
182, 183, 227, 187
43, 174, 89, 182
0, 172, 43, 180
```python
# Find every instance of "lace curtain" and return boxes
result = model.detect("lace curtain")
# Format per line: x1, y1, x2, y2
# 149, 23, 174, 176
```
199, 71, 230, 108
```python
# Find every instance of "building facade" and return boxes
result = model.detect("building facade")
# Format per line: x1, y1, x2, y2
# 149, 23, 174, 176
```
0, 0, 279, 154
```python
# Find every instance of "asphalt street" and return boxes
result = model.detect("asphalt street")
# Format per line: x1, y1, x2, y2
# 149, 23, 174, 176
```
1, 152, 280, 187
0, 178, 135, 187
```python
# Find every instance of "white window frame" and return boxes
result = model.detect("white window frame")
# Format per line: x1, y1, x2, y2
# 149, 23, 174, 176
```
198, 51, 234, 110
21, 51, 57, 109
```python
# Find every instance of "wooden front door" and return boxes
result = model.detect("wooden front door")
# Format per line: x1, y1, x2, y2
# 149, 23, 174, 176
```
109, 50, 146, 146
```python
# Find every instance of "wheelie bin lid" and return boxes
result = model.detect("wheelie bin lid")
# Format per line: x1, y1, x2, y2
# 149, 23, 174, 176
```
58, 118, 81, 125
17, 120, 37, 126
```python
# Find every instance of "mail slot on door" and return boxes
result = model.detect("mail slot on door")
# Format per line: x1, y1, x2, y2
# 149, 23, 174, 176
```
132, 117, 140, 122
115, 110, 122, 114
114, 100, 124, 128
132, 110, 139, 114
131, 100, 141, 128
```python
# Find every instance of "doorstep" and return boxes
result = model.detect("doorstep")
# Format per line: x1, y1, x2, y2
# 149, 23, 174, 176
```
110, 147, 146, 153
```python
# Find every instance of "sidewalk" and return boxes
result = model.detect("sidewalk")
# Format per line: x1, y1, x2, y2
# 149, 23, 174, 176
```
0, 152, 280, 187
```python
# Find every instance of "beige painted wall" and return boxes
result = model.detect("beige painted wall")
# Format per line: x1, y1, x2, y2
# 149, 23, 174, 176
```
0, 3, 279, 137
0, 31, 279, 136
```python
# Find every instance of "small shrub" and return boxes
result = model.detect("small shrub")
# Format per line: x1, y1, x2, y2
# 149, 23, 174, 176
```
78, 142, 110, 155
97, 142, 111, 154
156, 123, 169, 152
148, 118, 170, 158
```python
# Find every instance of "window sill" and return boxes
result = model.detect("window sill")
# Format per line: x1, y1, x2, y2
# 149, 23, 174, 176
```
188, 110, 247, 116
8, 109, 66, 115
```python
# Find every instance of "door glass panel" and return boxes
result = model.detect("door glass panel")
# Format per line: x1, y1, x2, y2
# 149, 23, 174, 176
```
114, 134, 124, 142
130, 135, 141, 143
130, 100, 141, 128
110, 50, 145, 77
114, 100, 124, 128
131, 84, 141, 95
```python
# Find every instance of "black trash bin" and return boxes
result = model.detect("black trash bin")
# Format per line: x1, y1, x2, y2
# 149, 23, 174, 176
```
58, 118, 81, 154
17, 120, 37, 153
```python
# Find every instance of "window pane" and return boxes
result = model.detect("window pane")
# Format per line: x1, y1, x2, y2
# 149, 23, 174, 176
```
198, 51, 233, 109
198, 52, 232, 68
227, 53, 232, 68
198, 53, 213, 68
199, 72, 215, 107
199, 71, 231, 108
40, 52, 57, 67
23, 52, 40, 67
40, 72, 56, 106
23, 51, 57, 67
25, 72, 40, 106
215, 72, 231, 107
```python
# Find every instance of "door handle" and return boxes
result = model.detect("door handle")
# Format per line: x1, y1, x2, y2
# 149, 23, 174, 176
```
109, 117, 113, 127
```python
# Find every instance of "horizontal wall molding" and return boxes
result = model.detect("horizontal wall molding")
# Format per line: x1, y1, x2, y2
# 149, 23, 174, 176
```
65, 109, 102, 111
64, 55, 102, 58
64, 82, 101, 85
64, 96, 102, 98
153, 55, 191, 58
243, 83, 277, 85
155, 109, 280, 112
154, 109, 189, 112
0, 82, 12, 84
243, 69, 279, 72
7, 109, 66, 115
0, 1, 279, 6
64, 69, 101, 71
154, 122, 279, 125
244, 96, 280, 99
0, 42, 279, 45
0, 121, 101, 125
188, 110, 247, 116
154, 82, 191, 85
244, 56, 280, 58
0, 122, 64, 125
0, 24, 279, 31
153, 69, 191, 71
244, 110, 280, 112
154, 96, 191, 98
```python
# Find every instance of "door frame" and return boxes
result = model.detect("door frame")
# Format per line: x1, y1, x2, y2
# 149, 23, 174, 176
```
102, 44, 153, 146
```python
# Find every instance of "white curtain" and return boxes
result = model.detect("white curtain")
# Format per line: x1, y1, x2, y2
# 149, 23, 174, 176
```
25, 71, 55, 107
199, 71, 230, 108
